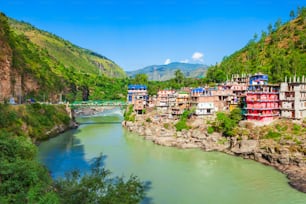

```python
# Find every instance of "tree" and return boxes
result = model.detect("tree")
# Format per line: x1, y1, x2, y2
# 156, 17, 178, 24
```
174, 69, 184, 84
268, 23, 273, 34
290, 10, 295, 19
132, 74, 148, 85
54, 156, 146, 204
274, 18, 282, 31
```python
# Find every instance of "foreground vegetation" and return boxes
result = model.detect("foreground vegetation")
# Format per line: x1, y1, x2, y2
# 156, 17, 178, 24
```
0, 104, 145, 203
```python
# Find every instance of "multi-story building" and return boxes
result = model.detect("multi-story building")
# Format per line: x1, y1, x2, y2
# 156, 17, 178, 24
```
156, 89, 176, 108
127, 84, 148, 114
190, 88, 216, 115
279, 76, 306, 119
172, 91, 190, 115
243, 73, 280, 122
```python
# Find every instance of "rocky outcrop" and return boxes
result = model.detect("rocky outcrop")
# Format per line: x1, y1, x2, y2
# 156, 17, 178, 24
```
123, 116, 306, 193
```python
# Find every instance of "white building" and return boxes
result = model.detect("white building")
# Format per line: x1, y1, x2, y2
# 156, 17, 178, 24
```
195, 102, 215, 115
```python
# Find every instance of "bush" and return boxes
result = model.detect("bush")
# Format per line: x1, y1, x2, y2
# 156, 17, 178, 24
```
146, 118, 152, 123
212, 109, 242, 137
124, 105, 135, 122
175, 119, 189, 131
207, 126, 214, 134
264, 131, 281, 140
164, 123, 170, 129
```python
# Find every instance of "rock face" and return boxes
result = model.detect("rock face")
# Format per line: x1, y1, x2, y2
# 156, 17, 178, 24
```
0, 18, 40, 103
123, 115, 306, 193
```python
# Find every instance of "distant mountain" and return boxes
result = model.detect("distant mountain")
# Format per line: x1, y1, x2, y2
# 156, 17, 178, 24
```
127, 62, 208, 81
206, 7, 306, 83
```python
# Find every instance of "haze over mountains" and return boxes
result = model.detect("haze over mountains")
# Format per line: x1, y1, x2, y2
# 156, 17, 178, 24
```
127, 62, 208, 81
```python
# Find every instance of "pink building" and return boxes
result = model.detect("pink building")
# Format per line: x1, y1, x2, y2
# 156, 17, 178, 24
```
244, 85, 280, 122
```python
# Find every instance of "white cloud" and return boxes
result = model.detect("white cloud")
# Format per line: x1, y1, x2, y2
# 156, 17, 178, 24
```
180, 59, 189, 63
192, 52, 204, 62
164, 58, 171, 65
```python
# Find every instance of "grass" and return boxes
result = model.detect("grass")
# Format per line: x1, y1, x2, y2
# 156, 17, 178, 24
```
263, 131, 282, 140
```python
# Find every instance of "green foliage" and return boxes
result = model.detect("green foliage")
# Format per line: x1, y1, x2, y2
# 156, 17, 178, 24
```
204, 7, 306, 83
146, 117, 152, 123
264, 131, 282, 140
0, 135, 58, 203
124, 105, 135, 122
130, 74, 148, 85
0, 105, 146, 203
293, 124, 301, 131
174, 69, 184, 84
54, 156, 145, 204
0, 104, 71, 140
0, 13, 128, 103
175, 120, 190, 131
207, 126, 214, 134
9, 18, 126, 78
212, 109, 242, 137
175, 109, 194, 131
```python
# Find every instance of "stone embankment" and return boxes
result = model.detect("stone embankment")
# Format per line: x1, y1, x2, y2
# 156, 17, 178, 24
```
123, 115, 306, 193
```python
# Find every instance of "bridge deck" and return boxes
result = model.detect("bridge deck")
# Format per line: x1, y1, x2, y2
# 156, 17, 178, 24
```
69, 100, 128, 107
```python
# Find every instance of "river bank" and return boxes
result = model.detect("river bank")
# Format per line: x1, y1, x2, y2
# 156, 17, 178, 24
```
123, 112, 306, 193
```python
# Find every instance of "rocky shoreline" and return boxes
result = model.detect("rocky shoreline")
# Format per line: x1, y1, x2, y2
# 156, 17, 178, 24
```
123, 115, 306, 193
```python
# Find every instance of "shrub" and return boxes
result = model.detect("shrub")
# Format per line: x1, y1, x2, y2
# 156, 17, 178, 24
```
146, 118, 152, 123
207, 126, 214, 134
264, 131, 281, 140
163, 123, 170, 129
293, 124, 301, 134
175, 119, 189, 131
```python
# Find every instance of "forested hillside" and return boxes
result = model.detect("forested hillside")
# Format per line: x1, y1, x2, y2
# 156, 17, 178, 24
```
206, 7, 306, 83
9, 18, 126, 78
0, 13, 127, 102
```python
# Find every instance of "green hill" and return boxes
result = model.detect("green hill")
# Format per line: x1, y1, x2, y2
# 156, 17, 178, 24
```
8, 18, 125, 78
206, 7, 306, 83
0, 12, 127, 102
127, 62, 208, 81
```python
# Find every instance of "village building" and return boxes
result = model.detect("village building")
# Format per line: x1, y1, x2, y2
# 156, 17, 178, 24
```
127, 84, 148, 114
210, 86, 235, 111
190, 88, 216, 115
172, 90, 190, 115
243, 73, 280, 122
156, 89, 176, 110
279, 76, 306, 119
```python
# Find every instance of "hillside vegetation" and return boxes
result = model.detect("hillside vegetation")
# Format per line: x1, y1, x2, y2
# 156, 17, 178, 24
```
206, 7, 306, 83
0, 13, 127, 102
9, 18, 126, 78
0, 104, 145, 203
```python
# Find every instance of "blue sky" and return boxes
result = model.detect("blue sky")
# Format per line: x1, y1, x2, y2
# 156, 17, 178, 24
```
0, 1, 305, 70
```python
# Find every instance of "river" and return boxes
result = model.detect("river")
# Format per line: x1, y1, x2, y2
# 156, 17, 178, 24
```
38, 111, 306, 204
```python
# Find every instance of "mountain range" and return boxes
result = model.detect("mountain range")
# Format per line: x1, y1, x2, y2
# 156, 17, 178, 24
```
127, 62, 208, 81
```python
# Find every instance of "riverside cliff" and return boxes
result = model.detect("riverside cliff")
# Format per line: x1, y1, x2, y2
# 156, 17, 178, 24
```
123, 110, 306, 193
0, 103, 77, 142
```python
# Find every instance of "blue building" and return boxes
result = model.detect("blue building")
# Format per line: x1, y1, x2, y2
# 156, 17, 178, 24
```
127, 84, 148, 104
249, 73, 268, 85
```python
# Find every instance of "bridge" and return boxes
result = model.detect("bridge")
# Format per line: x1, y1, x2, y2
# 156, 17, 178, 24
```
69, 100, 128, 108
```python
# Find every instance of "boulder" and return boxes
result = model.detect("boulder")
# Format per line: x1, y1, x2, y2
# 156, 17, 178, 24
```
232, 140, 258, 154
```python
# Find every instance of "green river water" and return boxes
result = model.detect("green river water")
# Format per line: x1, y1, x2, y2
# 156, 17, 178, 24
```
38, 112, 306, 204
